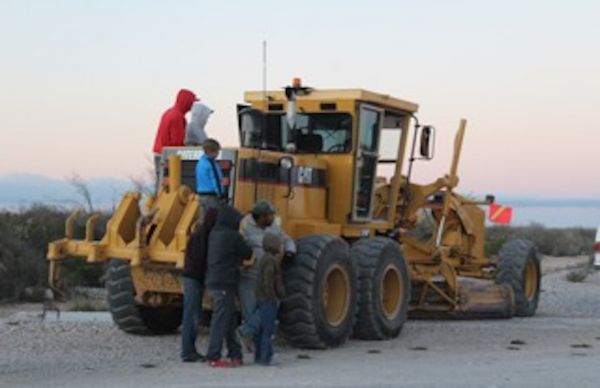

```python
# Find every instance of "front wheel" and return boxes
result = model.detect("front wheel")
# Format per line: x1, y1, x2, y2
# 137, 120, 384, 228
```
495, 239, 541, 317
351, 237, 410, 340
279, 235, 357, 349
105, 260, 182, 334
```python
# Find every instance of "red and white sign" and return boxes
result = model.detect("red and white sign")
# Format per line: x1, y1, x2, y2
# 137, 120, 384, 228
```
488, 204, 512, 224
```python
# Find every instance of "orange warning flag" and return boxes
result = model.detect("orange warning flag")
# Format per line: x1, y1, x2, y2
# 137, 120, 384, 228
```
488, 204, 512, 224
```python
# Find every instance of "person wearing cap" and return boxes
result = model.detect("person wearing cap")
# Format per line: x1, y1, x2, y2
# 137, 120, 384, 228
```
238, 201, 296, 324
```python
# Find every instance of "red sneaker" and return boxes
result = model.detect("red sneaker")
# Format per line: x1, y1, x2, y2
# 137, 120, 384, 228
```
208, 360, 232, 368
230, 358, 243, 367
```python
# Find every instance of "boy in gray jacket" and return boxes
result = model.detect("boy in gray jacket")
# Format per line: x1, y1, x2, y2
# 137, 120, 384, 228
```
239, 201, 295, 325
237, 232, 285, 365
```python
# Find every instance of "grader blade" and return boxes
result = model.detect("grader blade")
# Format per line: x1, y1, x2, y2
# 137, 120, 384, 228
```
410, 278, 515, 319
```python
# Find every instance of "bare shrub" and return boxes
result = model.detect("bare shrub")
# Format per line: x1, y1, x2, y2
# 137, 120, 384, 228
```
68, 174, 94, 213
69, 295, 108, 312
566, 269, 589, 283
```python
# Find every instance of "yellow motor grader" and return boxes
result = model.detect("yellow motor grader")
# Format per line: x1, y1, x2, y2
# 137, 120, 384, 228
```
47, 80, 540, 348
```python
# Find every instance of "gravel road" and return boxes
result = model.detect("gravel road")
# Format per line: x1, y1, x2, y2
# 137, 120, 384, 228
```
1, 256, 599, 388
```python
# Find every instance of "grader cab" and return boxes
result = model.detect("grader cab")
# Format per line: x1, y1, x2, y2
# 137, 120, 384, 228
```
48, 80, 541, 347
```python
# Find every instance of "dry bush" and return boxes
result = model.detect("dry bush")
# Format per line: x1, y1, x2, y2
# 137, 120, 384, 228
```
0, 205, 109, 301
485, 224, 594, 257
69, 295, 108, 311
0, 223, 45, 301
566, 269, 589, 283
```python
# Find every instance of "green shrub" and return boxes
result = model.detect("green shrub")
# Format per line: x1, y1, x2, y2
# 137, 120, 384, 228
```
0, 205, 109, 300
0, 223, 45, 301
485, 224, 595, 257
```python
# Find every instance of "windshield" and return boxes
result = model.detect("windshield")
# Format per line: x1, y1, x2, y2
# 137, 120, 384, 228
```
240, 111, 352, 153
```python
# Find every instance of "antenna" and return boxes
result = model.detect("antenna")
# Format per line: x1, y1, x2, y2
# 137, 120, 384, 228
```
262, 40, 267, 105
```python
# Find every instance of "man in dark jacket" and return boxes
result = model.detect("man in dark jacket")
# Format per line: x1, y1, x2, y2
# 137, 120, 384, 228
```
152, 89, 197, 189
180, 207, 218, 362
205, 205, 253, 367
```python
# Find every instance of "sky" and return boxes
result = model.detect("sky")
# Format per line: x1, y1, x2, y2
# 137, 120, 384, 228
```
0, 0, 599, 198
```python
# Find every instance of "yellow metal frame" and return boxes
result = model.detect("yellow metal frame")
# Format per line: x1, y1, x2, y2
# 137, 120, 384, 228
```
47, 155, 200, 293
47, 86, 510, 316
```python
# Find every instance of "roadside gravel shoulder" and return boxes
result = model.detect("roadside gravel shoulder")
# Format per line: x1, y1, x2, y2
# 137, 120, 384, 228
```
1, 257, 599, 388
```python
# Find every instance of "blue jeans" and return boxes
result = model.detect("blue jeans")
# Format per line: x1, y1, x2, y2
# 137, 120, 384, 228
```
239, 300, 278, 364
206, 288, 242, 361
181, 276, 204, 359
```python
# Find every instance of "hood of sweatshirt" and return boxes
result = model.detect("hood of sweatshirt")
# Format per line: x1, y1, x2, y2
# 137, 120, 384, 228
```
215, 205, 242, 231
175, 89, 197, 113
189, 101, 213, 129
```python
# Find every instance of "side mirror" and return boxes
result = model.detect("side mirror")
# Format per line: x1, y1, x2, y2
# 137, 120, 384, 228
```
279, 156, 295, 199
419, 125, 435, 159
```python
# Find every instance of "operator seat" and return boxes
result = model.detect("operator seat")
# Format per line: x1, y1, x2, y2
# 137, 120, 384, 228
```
297, 133, 323, 152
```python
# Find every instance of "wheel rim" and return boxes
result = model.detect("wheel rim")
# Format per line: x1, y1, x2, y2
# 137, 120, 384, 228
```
322, 264, 350, 327
524, 258, 538, 301
380, 264, 403, 320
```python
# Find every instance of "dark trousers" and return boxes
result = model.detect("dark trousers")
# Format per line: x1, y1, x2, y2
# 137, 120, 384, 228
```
154, 154, 162, 194
238, 274, 257, 324
181, 276, 203, 359
253, 301, 279, 364
206, 288, 242, 361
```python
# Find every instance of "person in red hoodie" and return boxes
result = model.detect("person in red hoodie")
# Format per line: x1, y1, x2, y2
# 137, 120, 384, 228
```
152, 89, 197, 189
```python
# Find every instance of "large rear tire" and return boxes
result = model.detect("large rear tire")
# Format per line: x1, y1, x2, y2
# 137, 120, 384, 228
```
279, 235, 357, 349
351, 237, 410, 340
495, 239, 541, 317
105, 260, 182, 334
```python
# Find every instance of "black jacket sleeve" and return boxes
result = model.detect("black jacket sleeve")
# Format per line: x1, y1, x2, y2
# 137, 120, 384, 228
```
235, 233, 253, 263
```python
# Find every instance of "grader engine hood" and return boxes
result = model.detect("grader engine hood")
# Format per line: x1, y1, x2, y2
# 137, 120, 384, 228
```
232, 148, 335, 238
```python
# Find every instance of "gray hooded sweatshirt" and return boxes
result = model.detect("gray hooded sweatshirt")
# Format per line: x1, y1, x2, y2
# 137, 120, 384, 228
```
184, 102, 212, 145
240, 214, 296, 279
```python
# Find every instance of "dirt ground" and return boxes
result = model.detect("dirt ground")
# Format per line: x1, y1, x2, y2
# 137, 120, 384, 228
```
1, 256, 599, 388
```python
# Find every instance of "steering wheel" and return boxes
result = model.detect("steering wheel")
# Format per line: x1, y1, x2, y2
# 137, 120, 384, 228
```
326, 143, 347, 153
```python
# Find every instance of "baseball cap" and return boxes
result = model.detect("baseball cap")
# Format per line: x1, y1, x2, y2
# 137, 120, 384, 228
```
252, 201, 277, 215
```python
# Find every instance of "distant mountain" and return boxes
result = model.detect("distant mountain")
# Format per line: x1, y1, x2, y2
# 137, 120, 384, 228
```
488, 194, 600, 208
0, 173, 598, 212
0, 173, 138, 210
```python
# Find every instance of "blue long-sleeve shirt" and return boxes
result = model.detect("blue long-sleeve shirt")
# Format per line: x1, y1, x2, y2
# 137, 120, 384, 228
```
196, 154, 223, 195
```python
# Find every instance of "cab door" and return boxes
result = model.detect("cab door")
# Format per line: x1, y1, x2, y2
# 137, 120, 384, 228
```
352, 104, 383, 221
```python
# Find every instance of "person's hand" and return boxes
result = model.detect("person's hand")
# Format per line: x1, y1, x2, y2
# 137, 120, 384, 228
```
241, 254, 256, 268
283, 251, 296, 262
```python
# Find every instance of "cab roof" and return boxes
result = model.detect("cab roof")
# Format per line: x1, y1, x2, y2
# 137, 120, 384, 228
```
244, 88, 419, 114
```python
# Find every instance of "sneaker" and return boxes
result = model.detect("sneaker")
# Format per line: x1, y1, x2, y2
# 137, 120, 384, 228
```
208, 359, 232, 368
230, 358, 243, 367
236, 328, 254, 353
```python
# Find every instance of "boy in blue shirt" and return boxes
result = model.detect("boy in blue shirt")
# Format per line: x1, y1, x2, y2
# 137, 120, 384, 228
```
196, 138, 224, 213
